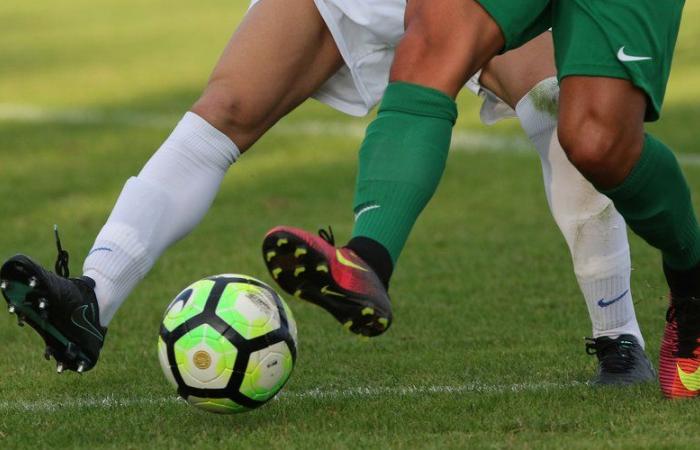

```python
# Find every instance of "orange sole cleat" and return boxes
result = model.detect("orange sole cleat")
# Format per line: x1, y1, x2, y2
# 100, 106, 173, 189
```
659, 296, 700, 398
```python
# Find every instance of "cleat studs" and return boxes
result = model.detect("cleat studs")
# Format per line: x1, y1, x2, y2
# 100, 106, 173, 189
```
56, 363, 64, 374
316, 264, 328, 273
361, 307, 374, 316
0, 280, 7, 290
293, 266, 306, 277
276, 238, 288, 247
44, 347, 52, 361
378, 317, 389, 329
77, 362, 86, 373
271, 268, 283, 280
8, 305, 16, 314
17, 316, 25, 327
266, 251, 276, 262
294, 247, 307, 258
343, 320, 353, 331
38, 298, 47, 310
293, 289, 302, 298
28, 277, 37, 288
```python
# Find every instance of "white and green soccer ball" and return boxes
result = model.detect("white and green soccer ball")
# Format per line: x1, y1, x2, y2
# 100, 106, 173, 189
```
158, 274, 298, 414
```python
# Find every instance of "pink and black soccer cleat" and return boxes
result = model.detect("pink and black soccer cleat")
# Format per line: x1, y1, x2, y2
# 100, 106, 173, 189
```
262, 226, 392, 337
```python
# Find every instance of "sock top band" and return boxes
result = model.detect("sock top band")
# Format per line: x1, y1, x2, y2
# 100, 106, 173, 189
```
181, 112, 241, 163
598, 134, 656, 200
380, 82, 458, 124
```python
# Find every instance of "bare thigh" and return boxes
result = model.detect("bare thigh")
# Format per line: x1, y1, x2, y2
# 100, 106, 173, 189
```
191, 0, 343, 151
478, 32, 556, 109
390, 0, 504, 98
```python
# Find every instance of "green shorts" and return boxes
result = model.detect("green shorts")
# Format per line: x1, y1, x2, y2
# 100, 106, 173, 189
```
476, 0, 685, 121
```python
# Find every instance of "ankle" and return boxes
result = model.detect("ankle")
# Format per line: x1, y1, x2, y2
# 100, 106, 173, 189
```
664, 261, 700, 298
345, 237, 394, 290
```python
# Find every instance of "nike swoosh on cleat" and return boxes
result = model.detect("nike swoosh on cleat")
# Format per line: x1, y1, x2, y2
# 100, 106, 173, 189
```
677, 364, 700, 391
617, 47, 652, 62
597, 289, 629, 308
320, 285, 345, 298
336, 250, 368, 272
71, 305, 104, 341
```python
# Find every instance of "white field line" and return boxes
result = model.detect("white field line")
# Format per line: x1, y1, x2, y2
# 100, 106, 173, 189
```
0, 380, 582, 413
4, 103, 700, 166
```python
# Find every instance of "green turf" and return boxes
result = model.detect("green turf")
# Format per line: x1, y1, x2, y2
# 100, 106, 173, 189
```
2, 1, 700, 449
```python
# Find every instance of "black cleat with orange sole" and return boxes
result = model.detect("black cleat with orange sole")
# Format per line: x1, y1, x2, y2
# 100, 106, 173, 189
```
262, 226, 392, 337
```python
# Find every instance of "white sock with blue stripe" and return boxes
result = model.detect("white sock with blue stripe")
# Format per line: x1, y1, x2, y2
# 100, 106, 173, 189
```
516, 78, 643, 347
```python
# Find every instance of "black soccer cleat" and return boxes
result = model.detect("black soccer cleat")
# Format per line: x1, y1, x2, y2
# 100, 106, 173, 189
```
0, 229, 106, 373
262, 226, 392, 337
585, 335, 656, 386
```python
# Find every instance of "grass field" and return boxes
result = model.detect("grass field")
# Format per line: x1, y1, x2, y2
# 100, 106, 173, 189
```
2, 1, 700, 448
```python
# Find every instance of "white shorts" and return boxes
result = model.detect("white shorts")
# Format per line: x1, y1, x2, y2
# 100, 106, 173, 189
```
248, 0, 515, 124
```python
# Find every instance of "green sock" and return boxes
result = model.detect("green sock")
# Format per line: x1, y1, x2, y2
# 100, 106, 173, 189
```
351, 82, 457, 263
600, 134, 700, 270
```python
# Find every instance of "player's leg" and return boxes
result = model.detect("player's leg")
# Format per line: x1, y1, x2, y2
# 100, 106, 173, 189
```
551, 0, 697, 397
346, 0, 504, 286
82, 0, 342, 324
264, 0, 505, 336
478, 33, 652, 384
348, 0, 552, 287
263, 0, 552, 336
191, 0, 342, 151
0, 0, 343, 372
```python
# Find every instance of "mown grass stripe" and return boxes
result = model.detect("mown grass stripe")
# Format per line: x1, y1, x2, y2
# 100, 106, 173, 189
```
0, 103, 534, 153
5, 104, 700, 168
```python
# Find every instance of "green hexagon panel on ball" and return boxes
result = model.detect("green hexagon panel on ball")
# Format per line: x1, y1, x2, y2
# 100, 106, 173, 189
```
158, 274, 298, 414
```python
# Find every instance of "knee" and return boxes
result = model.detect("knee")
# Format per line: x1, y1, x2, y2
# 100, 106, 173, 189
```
558, 118, 618, 175
191, 80, 269, 150
558, 111, 643, 185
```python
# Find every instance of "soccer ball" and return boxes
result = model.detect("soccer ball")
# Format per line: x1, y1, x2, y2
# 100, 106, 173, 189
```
157, 274, 298, 414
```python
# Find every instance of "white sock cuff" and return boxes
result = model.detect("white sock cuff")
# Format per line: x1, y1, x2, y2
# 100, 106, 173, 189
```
173, 112, 241, 165
515, 77, 559, 139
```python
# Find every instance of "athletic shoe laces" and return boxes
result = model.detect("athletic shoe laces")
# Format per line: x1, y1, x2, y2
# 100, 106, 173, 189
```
585, 337, 637, 374
53, 224, 70, 278
318, 226, 335, 246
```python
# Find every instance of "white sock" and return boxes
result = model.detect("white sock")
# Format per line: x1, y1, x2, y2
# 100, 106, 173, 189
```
515, 78, 644, 347
83, 112, 240, 326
